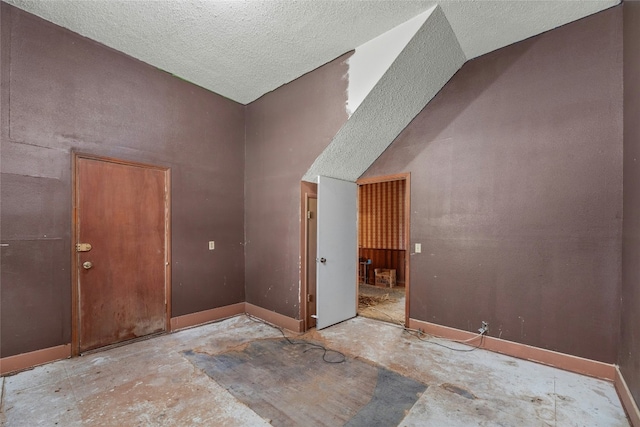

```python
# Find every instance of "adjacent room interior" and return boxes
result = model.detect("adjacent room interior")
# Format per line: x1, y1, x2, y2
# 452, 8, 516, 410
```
357, 175, 409, 326
1, 0, 640, 425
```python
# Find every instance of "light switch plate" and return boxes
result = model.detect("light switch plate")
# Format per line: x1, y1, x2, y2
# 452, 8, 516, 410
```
208, 241, 215, 250
415, 243, 422, 253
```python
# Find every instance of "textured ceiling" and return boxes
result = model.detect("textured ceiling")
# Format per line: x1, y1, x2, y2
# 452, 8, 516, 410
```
5, 0, 436, 104
304, 5, 466, 183
440, 1, 620, 60
4, 0, 619, 105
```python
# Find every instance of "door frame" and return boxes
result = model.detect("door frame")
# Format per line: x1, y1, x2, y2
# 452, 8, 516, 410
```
71, 152, 171, 356
300, 181, 317, 331
356, 172, 411, 326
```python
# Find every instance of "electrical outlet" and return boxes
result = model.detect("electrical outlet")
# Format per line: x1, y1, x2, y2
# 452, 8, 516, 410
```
415, 243, 422, 253
208, 241, 215, 250
478, 321, 489, 335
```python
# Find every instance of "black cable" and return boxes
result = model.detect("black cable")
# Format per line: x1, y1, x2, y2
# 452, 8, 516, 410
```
245, 314, 346, 363
245, 312, 482, 357
354, 309, 486, 353
403, 327, 485, 352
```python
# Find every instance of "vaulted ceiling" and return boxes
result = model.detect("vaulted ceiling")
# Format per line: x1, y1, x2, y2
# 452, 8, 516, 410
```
4, 0, 619, 105
5, 0, 621, 182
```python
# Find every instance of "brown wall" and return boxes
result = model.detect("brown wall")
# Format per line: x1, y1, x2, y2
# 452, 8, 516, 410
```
244, 56, 350, 319
621, 0, 640, 406
362, 8, 623, 363
1, 2, 629, 369
0, 4, 246, 357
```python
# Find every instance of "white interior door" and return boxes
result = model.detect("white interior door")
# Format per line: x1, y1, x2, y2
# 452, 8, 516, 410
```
316, 176, 357, 330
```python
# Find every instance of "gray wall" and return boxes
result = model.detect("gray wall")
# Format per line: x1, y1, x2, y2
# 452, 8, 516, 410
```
244, 55, 349, 318
621, 0, 640, 406
363, 7, 623, 363
0, 4, 246, 357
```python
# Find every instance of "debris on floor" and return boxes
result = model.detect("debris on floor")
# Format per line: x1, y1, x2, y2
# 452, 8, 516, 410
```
358, 284, 405, 325
0, 316, 631, 426
359, 293, 392, 308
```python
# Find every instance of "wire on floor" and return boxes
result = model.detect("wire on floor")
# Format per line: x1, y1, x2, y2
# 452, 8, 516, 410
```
361, 314, 486, 352
402, 327, 485, 352
244, 314, 346, 364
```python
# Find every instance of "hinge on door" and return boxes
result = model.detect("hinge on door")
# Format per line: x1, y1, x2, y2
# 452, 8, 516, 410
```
307, 211, 313, 220
307, 294, 313, 303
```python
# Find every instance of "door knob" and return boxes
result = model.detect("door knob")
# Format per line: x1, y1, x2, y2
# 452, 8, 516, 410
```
319, 257, 326, 264
82, 261, 93, 270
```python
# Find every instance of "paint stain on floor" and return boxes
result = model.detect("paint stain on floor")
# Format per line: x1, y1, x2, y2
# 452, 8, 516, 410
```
441, 383, 476, 400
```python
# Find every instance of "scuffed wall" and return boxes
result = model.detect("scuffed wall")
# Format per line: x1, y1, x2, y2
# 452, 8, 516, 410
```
0, 4, 246, 357
362, 7, 623, 363
244, 55, 350, 319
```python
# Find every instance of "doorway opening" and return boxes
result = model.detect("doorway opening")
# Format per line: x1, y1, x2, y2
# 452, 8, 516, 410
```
356, 173, 410, 327
72, 153, 171, 355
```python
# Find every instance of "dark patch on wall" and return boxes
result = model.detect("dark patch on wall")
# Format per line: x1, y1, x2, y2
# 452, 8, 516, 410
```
362, 8, 623, 362
621, 0, 640, 407
0, 3, 245, 357
244, 55, 350, 319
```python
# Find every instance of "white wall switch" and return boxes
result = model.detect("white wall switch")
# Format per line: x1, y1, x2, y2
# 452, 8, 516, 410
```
415, 243, 422, 253
208, 241, 215, 250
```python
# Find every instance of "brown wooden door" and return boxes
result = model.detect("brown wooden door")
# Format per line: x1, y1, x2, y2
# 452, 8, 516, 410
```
75, 156, 168, 353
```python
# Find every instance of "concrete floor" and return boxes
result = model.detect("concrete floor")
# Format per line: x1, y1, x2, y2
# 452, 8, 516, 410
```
0, 315, 630, 426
